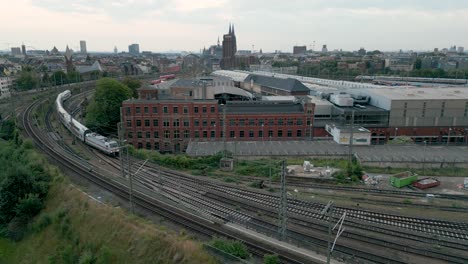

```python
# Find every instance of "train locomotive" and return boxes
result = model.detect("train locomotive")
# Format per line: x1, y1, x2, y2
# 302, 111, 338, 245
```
55, 90, 120, 155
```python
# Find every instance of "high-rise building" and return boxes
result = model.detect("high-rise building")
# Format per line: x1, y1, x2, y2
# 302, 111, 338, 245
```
458, 47, 465, 53
80, 40, 87, 54
114, 46, 118, 54
220, 23, 237, 69
11, 47, 21, 55
293, 46, 307, 55
321, 45, 328, 53
21, 44, 26, 55
128, 44, 140, 54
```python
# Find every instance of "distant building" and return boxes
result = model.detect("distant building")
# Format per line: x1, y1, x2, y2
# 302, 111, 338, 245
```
293, 46, 307, 55
458, 47, 465, 53
64, 45, 74, 73
114, 46, 118, 54
80, 40, 87, 54
21, 44, 26, 55
0, 77, 12, 99
128, 44, 140, 55
11, 47, 21, 56
358, 47, 366, 56
321, 45, 328, 53
221, 24, 237, 69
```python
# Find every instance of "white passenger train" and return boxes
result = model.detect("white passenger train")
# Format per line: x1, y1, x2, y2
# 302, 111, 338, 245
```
55, 90, 120, 155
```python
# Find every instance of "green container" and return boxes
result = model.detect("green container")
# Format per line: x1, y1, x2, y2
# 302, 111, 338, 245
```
390, 172, 418, 188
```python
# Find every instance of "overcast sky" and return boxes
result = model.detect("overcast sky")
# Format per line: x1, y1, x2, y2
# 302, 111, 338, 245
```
1, 0, 467, 53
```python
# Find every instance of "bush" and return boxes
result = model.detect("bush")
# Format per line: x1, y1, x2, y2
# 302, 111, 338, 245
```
211, 238, 250, 259
264, 254, 280, 264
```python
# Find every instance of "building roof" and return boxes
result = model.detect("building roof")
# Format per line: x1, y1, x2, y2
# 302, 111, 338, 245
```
244, 74, 311, 93
223, 102, 304, 114
171, 79, 200, 89
212, 86, 253, 98
212, 70, 250, 82
75, 61, 103, 74
362, 87, 468, 100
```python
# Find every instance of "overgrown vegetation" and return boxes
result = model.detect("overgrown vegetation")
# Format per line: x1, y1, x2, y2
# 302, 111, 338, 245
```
129, 147, 224, 176
363, 165, 468, 177
264, 254, 280, 264
210, 237, 250, 260
0, 122, 53, 241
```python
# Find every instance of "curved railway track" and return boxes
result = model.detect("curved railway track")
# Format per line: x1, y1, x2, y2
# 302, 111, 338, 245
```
23, 99, 310, 264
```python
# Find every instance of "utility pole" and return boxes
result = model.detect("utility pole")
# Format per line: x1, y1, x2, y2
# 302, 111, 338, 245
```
127, 148, 134, 214
321, 201, 334, 264
348, 110, 355, 169
222, 104, 227, 158
278, 160, 288, 241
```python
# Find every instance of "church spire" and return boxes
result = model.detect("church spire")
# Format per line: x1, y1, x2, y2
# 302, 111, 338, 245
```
228, 23, 232, 34
217, 36, 220, 46
231, 24, 235, 36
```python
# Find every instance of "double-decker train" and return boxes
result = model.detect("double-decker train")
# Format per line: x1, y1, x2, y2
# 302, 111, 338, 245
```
55, 90, 120, 155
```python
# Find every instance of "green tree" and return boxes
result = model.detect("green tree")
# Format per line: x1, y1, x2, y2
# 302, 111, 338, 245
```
51, 71, 68, 86
16, 70, 38, 90
67, 71, 82, 83
121, 77, 142, 98
0, 120, 16, 140
414, 58, 422, 70
86, 78, 132, 134
264, 254, 280, 264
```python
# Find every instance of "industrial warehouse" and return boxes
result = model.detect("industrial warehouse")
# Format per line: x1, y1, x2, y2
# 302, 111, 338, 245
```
122, 70, 468, 153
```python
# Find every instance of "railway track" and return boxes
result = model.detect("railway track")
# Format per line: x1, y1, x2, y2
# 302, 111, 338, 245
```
23, 99, 309, 264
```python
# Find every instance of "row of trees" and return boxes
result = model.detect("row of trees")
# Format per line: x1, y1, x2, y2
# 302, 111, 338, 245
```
0, 120, 52, 240
14, 66, 84, 90
85, 77, 141, 134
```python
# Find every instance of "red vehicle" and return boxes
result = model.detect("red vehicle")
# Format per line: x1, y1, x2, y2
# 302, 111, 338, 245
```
413, 178, 440, 190
151, 79, 162, 85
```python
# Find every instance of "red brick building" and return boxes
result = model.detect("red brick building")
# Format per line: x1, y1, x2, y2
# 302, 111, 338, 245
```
121, 99, 314, 153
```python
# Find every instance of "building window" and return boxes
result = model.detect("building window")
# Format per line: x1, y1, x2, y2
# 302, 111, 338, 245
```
126, 107, 131, 115
202, 107, 207, 113
202, 119, 208, 126
126, 120, 131, 127
211, 119, 216, 126
210, 106, 215, 113
203, 131, 208, 138
163, 106, 168, 113
146, 131, 150, 138
128, 132, 133, 138
297, 130, 302, 137
164, 130, 170, 138
174, 130, 180, 138
153, 119, 159, 127
287, 118, 293, 126
297, 119, 303, 126
173, 119, 180, 127
287, 130, 292, 137
154, 131, 159, 138
239, 131, 245, 138
249, 130, 254, 137
154, 142, 159, 150
195, 131, 200, 138
194, 106, 199, 113
136, 120, 141, 127
137, 132, 142, 138
259, 119, 265, 126
163, 119, 170, 127
230, 131, 235, 138
183, 106, 188, 114
258, 130, 263, 138
278, 130, 283, 137
441, 102, 445, 117
220, 131, 224, 138
144, 107, 148, 114
152, 107, 158, 113
145, 142, 151, 149
145, 119, 150, 127
183, 119, 190, 127
184, 130, 190, 138
137, 142, 142, 149
268, 130, 273, 137
210, 131, 215, 138
306, 118, 311, 126
173, 106, 178, 113
239, 119, 245, 126
195, 119, 200, 126
136, 107, 141, 114
269, 119, 274, 126
249, 119, 255, 126
278, 118, 284, 126
230, 119, 236, 126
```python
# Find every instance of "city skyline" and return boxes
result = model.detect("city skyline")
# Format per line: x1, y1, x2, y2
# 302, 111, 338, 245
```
2, 0, 468, 53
